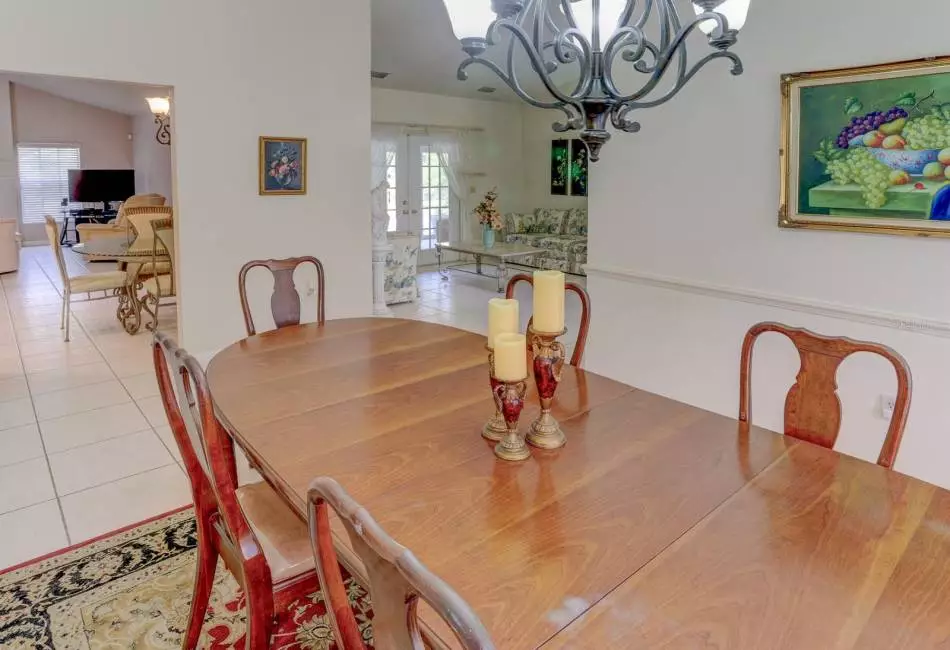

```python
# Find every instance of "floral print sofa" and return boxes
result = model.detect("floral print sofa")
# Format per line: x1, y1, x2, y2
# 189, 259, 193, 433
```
503, 208, 588, 275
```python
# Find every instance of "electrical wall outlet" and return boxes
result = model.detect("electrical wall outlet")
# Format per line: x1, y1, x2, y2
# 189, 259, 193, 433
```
880, 395, 896, 420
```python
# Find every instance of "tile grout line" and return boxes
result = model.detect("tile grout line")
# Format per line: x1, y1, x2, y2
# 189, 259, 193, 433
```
57, 461, 179, 501
0, 254, 73, 545
36, 247, 179, 470
35, 248, 183, 524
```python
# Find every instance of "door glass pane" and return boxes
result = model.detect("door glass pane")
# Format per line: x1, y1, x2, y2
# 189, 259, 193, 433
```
385, 150, 398, 231
418, 144, 452, 249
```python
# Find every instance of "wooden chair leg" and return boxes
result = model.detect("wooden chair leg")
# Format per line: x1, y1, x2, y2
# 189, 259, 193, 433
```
243, 578, 276, 649
182, 516, 218, 649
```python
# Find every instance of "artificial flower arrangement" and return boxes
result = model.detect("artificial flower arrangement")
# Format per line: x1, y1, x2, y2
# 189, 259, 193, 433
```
474, 188, 504, 231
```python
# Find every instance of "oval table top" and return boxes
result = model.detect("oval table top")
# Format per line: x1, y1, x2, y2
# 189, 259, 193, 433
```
207, 318, 950, 650
73, 237, 168, 262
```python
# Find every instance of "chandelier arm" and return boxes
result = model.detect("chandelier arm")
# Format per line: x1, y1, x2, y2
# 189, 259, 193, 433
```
554, 29, 595, 97
601, 29, 650, 98
604, 15, 728, 103
623, 50, 742, 110
618, 0, 638, 27
633, 0, 655, 30
559, 0, 580, 31
457, 57, 580, 125
656, 0, 676, 52
490, 20, 588, 107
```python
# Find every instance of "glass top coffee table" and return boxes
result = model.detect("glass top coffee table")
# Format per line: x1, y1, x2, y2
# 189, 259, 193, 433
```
435, 241, 544, 293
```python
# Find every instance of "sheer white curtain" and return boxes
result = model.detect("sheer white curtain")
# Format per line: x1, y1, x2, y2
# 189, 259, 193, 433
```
431, 134, 469, 242
370, 130, 398, 190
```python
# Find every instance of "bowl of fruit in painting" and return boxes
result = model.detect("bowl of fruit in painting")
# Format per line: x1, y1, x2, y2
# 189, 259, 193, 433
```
840, 108, 946, 174
816, 101, 950, 209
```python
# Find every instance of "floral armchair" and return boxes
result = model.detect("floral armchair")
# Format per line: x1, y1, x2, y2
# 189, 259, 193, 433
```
385, 232, 419, 305
503, 207, 588, 275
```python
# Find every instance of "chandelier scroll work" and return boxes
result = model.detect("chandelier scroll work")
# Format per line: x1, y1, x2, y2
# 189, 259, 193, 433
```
455, 0, 745, 162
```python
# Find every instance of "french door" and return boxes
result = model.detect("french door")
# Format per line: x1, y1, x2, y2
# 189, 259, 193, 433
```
385, 135, 459, 266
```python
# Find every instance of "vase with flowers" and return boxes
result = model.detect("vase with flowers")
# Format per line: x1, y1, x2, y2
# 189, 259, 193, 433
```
474, 188, 503, 249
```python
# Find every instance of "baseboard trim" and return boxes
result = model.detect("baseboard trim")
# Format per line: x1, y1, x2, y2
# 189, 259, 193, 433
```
584, 264, 950, 339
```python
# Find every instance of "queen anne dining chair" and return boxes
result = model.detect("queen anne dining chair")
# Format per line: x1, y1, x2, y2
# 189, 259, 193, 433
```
505, 273, 592, 366
238, 256, 326, 336
44, 215, 128, 342
152, 331, 317, 648
739, 321, 912, 468
308, 477, 496, 650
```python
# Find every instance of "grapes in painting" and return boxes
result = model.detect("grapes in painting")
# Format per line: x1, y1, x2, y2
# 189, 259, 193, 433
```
815, 91, 950, 209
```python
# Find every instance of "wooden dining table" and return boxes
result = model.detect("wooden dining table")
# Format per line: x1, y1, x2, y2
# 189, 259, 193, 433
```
206, 318, 950, 649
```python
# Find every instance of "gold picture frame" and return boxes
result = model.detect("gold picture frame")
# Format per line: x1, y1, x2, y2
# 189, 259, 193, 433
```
780, 55, 950, 237
259, 136, 307, 196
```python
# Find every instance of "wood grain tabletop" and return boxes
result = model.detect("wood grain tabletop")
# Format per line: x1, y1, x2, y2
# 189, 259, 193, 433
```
207, 318, 950, 649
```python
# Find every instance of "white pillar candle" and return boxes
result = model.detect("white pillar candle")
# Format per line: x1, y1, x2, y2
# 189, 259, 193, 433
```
487, 298, 519, 349
533, 270, 565, 333
493, 333, 527, 381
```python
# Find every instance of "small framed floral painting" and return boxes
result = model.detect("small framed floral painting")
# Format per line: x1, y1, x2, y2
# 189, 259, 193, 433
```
259, 136, 307, 195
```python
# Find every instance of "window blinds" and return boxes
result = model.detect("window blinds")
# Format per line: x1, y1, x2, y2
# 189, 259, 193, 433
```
17, 145, 81, 224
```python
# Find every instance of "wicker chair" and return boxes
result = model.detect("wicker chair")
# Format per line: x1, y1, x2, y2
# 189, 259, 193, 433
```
75, 193, 167, 249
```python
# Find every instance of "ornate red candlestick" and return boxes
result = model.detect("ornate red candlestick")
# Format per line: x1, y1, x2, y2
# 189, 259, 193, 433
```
492, 378, 531, 462
482, 346, 507, 442
527, 325, 568, 449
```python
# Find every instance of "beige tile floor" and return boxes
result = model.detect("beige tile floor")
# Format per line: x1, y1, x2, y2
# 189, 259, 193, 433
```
0, 248, 584, 569
0, 246, 187, 568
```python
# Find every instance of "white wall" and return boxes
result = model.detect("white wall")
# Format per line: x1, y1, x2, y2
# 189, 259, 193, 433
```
132, 113, 173, 200
585, 1, 950, 489
0, 0, 371, 354
522, 107, 587, 211
0, 79, 16, 223
371, 88, 525, 239
13, 84, 133, 169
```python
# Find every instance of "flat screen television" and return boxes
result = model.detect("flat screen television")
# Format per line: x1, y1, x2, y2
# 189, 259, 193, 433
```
68, 169, 135, 204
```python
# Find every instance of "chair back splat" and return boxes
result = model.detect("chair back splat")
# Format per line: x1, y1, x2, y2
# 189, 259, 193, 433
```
238, 256, 326, 336
739, 321, 912, 468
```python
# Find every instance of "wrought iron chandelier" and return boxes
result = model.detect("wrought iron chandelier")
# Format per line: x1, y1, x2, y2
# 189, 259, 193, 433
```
442, 0, 751, 161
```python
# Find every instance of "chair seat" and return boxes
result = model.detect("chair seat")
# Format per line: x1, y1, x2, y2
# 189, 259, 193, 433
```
142, 274, 174, 297
68, 270, 127, 293
235, 481, 315, 583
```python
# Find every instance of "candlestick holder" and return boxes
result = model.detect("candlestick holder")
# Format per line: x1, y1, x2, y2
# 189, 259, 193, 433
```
482, 346, 508, 442
527, 325, 568, 449
492, 378, 531, 462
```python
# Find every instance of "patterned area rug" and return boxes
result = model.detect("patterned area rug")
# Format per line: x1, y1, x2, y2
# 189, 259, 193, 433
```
0, 508, 373, 649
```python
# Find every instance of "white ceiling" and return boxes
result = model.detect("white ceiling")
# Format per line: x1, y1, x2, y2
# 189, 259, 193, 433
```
371, 0, 523, 101
4, 72, 170, 116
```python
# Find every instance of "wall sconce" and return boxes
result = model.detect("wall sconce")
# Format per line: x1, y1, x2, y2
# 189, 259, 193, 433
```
146, 97, 171, 146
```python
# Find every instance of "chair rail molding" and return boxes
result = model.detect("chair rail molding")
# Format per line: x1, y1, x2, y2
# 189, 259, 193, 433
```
584, 264, 950, 339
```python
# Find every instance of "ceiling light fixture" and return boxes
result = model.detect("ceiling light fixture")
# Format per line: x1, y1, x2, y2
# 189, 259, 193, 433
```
145, 97, 171, 146
442, 0, 751, 161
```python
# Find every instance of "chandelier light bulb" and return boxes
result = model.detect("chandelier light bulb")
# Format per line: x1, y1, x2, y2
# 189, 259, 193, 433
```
568, 0, 628, 47
441, 0, 496, 40
693, 0, 751, 34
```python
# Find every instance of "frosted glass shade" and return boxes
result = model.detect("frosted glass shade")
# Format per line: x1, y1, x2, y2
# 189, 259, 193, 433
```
567, 0, 627, 46
441, 0, 495, 40
146, 97, 170, 116
693, 0, 751, 34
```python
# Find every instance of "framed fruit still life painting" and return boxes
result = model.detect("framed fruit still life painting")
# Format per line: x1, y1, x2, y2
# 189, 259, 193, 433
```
259, 136, 307, 195
781, 56, 950, 237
